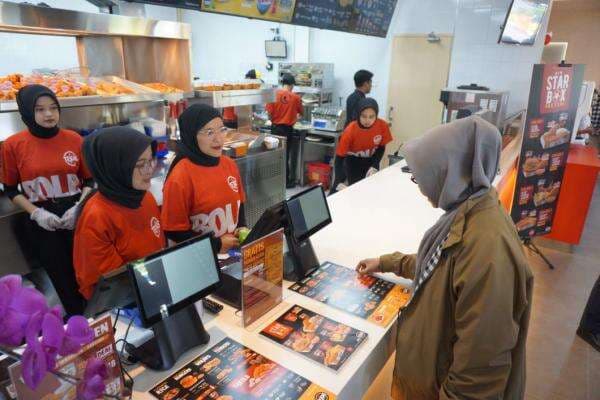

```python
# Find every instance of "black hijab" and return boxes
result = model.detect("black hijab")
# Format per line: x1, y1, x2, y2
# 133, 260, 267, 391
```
356, 97, 379, 129
16, 84, 61, 139
167, 104, 223, 178
83, 127, 155, 209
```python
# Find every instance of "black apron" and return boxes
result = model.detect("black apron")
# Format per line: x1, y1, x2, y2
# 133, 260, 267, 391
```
21, 194, 86, 316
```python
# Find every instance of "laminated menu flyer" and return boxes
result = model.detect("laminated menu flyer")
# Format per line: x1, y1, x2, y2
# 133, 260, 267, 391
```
150, 337, 337, 400
510, 63, 585, 238
260, 305, 367, 371
288, 262, 411, 327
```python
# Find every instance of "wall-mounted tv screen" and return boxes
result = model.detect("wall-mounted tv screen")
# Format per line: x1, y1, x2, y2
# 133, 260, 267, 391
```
499, 0, 550, 46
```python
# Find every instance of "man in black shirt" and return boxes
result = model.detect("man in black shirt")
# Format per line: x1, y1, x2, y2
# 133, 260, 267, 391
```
345, 70, 373, 127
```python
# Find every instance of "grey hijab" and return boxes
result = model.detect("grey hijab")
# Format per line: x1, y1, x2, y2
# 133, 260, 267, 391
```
402, 116, 501, 291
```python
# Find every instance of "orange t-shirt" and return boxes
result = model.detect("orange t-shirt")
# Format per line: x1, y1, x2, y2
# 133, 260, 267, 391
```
336, 119, 393, 158
161, 157, 246, 237
266, 89, 303, 126
222, 107, 237, 122
1, 129, 91, 202
73, 192, 165, 299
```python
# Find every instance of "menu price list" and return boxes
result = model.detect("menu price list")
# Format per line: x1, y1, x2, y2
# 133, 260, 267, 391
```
510, 64, 585, 238
292, 0, 397, 38
289, 262, 411, 327
260, 305, 367, 371
150, 338, 337, 400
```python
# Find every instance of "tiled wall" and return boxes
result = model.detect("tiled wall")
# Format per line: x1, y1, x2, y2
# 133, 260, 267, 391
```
448, 0, 551, 115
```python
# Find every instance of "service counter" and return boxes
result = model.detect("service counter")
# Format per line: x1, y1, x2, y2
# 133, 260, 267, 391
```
117, 163, 443, 399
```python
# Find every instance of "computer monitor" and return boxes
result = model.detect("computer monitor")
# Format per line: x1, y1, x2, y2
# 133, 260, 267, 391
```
284, 185, 332, 280
245, 200, 285, 244
285, 185, 332, 243
128, 233, 222, 328
84, 266, 135, 318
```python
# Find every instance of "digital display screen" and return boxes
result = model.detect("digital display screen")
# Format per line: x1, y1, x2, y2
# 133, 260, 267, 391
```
265, 40, 287, 58
499, 0, 550, 45
286, 186, 330, 241
132, 236, 220, 321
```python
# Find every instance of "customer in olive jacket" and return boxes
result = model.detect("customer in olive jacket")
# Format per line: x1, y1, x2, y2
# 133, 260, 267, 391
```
357, 116, 533, 400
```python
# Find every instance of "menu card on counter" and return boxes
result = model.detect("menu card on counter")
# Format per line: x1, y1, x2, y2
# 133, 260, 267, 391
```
201, 0, 297, 23
292, 0, 397, 38
241, 229, 284, 327
150, 338, 337, 400
510, 64, 585, 238
289, 262, 411, 327
260, 305, 367, 371
8, 315, 123, 400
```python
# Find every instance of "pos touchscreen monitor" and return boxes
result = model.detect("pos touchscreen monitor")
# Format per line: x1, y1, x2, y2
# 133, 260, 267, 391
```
285, 185, 332, 242
128, 233, 222, 328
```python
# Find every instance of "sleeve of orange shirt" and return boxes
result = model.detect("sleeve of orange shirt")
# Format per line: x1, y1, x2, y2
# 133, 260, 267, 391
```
1, 140, 19, 186
381, 120, 393, 146
265, 102, 274, 118
336, 126, 354, 157
161, 173, 193, 232
295, 94, 303, 117
74, 213, 125, 299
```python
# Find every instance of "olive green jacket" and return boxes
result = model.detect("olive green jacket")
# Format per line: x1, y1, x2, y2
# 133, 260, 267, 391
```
381, 189, 533, 400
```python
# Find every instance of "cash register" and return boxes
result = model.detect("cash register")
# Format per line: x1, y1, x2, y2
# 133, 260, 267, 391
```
84, 234, 222, 371
213, 185, 332, 309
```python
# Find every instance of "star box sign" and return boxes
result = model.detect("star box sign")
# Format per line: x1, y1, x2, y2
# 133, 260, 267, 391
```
540, 64, 574, 114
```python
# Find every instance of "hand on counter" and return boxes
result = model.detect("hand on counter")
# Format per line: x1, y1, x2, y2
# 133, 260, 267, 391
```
31, 208, 62, 231
356, 258, 381, 275
220, 233, 240, 253
366, 167, 378, 177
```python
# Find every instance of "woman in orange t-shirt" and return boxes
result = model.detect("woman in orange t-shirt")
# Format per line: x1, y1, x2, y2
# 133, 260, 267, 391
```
330, 98, 393, 194
73, 127, 165, 300
2, 84, 93, 315
162, 104, 247, 254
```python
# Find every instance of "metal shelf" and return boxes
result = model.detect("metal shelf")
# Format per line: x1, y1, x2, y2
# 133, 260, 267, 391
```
192, 87, 276, 108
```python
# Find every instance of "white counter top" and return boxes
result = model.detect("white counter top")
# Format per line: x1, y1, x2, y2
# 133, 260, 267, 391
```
120, 163, 443, 399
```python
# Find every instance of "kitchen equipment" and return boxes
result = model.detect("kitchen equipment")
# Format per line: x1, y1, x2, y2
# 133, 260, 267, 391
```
311, 106, 346, 132
440, 87, 509, 128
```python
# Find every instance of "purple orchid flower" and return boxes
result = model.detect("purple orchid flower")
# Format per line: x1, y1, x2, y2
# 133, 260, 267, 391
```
60, 316, 94, 356
77, 358, 108, 400
21, 311, 48, 389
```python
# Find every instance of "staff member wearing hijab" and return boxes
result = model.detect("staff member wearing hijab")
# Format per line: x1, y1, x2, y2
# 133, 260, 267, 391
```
356, 116, 533, 400
330, 98, 392, 194
162, 104, 247, 253
73, 127, 165, 300
2, 84, 92, 315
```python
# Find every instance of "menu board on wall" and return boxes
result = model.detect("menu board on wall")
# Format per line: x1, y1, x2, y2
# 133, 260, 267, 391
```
149, 338, 337, 400
510, 64, 585, 238
201, 0, 297, 23
292, 0, 397, 38
289, 262, 411, 327
127, 0, 201, 10
260, 305, 367, 371
9, 315, 124, 400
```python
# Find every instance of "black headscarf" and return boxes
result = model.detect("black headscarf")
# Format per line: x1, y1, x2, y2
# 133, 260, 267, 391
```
167, 104, 222, 178
83, 127, 155, 209
16, 84, 61, 139
356, 97, 379, 129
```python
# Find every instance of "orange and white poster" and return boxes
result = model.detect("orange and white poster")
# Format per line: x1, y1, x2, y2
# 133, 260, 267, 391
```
241, 228, 284, 327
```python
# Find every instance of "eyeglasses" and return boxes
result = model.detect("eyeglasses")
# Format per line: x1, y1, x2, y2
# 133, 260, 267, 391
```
135, 158, 157, 173
411, 176, 417, 184
199, 126, 229, 138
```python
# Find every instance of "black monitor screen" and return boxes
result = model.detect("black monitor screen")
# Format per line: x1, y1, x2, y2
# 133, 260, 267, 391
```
285, 186, 331, 242
130, 235, 221, 326
499, 0, 549, 46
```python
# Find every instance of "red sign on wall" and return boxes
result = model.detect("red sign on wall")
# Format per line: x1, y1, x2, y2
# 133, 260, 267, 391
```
540, 64, 574, 114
